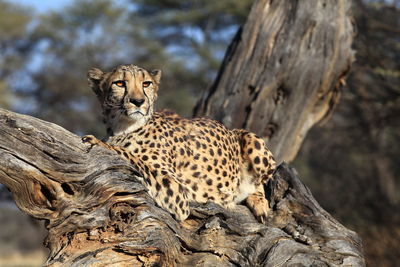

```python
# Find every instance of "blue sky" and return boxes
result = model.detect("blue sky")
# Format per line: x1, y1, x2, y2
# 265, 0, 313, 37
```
15, 0, 72, 12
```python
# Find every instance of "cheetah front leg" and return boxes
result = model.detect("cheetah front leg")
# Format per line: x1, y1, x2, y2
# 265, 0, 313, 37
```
82, 135, 191, 222
148, 173, 191, 222
82, 135, 115, 150
237, 130, 276, 224
82, 135, 129, 158
246, 186, 270, 224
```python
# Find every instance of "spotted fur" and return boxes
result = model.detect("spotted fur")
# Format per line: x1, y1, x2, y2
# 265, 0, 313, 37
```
84, 64, 276, 223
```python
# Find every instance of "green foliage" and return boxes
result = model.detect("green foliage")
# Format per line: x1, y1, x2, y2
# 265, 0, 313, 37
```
0, 1, 32, 109
0, 0, 251, 135
132, 0, 252, 75
0, 1, 31, 42
24, 0, 139, 135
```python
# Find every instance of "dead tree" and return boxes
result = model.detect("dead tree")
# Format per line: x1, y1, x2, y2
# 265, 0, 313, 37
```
194, 0, 354, 163
0, 0, 363, 266
0, 108, 364, 266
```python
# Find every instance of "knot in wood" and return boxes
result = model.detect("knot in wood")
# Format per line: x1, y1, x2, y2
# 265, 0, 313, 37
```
263, 122, 278, 139
275, 86, 289, 105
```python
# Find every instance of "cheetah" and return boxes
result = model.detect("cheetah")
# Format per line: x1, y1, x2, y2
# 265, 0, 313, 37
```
83, 64, 276, 223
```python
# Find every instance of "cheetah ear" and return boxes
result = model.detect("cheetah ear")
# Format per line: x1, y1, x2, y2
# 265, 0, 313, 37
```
150, 69, 161, 85
87, 67, 104, 100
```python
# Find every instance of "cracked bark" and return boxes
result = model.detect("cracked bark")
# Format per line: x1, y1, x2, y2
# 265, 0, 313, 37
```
0, 108, 364, 266
194, 0, 355, 163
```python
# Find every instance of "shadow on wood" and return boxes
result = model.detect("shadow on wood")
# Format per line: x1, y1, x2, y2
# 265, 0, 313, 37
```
0, 108, 364, 266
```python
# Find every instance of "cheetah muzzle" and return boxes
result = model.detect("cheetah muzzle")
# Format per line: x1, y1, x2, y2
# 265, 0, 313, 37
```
84, 64, 277, 223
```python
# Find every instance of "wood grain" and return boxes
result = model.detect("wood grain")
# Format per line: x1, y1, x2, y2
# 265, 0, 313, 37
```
194, 0, 354, 163
0, 108, 364, 266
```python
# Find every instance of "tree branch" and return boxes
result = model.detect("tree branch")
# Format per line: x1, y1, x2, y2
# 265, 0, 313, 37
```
0, 108, 364, 266
194, 0, 355, 163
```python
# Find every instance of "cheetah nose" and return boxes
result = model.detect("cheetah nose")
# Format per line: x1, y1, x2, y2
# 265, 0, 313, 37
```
130, 98, 145, 107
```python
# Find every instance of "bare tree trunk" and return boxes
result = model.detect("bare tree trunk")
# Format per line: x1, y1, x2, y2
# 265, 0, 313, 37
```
194, 0, 355, 163
0, 108, 364, 266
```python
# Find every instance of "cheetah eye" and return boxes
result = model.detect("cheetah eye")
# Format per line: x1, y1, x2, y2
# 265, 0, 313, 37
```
113, 80, 126, 87
142, 81, 152, 88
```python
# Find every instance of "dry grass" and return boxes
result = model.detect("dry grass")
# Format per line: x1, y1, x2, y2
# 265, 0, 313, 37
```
0, 204, 47, 267
0, 250, 47, 267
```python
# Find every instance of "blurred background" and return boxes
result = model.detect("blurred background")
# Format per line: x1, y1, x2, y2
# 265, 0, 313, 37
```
0, 0, 398, 266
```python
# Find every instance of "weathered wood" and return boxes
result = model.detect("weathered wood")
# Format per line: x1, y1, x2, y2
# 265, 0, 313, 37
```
0, 108, 365, 266
194, 0, 355, 163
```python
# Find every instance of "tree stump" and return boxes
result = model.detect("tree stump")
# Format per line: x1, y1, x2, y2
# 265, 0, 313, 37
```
0, 108, 364, 266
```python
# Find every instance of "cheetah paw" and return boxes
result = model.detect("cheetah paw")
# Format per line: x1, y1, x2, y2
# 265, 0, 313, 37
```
82, 135, 111, 150
246, 194, 270, 224
82, 135, 101, 145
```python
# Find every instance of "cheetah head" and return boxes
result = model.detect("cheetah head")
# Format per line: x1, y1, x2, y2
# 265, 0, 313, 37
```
88, 64, 161, 136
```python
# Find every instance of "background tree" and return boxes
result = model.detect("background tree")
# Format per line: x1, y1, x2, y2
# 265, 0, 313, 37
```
294, 1, 400, 266
9, 0, 252, 136
0, 1, 32, 109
